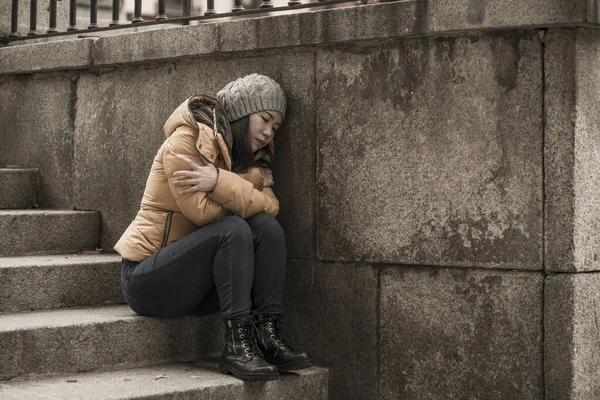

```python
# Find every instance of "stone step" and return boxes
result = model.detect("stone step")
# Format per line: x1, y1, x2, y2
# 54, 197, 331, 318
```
0, 210, 99, 256
0, 169, 39, 209
0, 254, 123, 313
0, 304, 222, 380
0, 362, 329, 400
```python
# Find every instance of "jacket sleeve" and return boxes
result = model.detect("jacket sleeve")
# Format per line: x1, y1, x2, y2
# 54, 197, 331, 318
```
162, 132, 225, 227
237, 167, 264, 191
209, 168, 279, 218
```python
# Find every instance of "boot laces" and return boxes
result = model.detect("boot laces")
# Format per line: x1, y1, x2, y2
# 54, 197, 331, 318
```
264, 315, 289, 356
238, 320, 261, 359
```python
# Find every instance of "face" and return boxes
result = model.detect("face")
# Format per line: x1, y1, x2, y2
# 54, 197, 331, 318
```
249, 111, 283, 152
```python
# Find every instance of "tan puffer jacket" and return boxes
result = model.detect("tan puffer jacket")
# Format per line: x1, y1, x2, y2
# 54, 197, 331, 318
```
114, 95, 279, 262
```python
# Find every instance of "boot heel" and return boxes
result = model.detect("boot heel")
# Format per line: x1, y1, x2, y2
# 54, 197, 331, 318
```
219, 363, 230, 375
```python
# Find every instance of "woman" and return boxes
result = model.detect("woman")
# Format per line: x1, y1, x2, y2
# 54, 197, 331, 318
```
114, 74, 311, 381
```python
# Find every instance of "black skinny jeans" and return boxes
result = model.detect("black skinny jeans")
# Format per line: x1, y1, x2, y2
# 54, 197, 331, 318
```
120, 213, 286, 320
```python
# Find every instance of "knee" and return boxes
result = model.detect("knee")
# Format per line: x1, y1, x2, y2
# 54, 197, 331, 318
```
220, 215, 253, 243
247, 213, 285, 243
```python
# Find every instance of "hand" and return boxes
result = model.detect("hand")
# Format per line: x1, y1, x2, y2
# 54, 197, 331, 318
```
172, 155, 219, 194
259, 167, 274, 188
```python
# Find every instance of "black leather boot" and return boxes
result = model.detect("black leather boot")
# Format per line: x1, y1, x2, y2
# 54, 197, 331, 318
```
219, 318, 279, 381
254, 314, 312, 372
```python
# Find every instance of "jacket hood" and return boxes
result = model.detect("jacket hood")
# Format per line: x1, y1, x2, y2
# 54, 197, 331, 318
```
163, 95, 217, 138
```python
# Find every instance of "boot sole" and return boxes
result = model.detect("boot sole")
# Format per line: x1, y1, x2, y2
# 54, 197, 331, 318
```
276, 359, 313, 372
219, 362, 280, 381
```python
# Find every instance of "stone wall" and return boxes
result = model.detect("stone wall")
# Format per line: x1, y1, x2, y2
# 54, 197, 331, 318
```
2, 1, 600, 399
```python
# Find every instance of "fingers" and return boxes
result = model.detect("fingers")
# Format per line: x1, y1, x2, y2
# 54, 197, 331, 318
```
172, 171, 193, 178
179, 187, 199, 195
173, 179, 197, 187
179, 184, 214, 195
263, 176, 274, 187
173, 165, 214, 179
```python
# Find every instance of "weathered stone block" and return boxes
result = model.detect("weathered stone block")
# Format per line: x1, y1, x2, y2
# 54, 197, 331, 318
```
0, 74, 75, 208
544, 29, 600, 272
0, 168, 39, 209
75, 51, 316, 258
429, 0, 591, 31
93, 23, 219, 66
545, 273, 600, 400
380, 266, 544, 399
0, 38, 94, 75
74, 65, 176, 250
284, 261, 378, 400
317, 33, 543, 269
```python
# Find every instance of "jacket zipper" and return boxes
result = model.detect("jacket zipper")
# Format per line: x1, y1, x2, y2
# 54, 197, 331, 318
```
160, 211, 174, 248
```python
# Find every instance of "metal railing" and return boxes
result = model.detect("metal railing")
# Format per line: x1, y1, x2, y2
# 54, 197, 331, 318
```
3, 0, 364, 44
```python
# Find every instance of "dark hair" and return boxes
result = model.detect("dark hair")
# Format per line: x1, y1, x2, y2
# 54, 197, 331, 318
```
189, 100, 275, 173
228, 116, 252, 173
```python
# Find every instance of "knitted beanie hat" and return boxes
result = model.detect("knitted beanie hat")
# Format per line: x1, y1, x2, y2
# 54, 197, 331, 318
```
217, 73, 287, 122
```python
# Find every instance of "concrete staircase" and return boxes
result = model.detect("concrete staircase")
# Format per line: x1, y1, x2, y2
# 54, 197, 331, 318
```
0, 168, 328, 399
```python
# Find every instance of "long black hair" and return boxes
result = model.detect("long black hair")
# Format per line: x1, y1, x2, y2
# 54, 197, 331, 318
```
229, 116, 254, 173
190, 99, 275, 173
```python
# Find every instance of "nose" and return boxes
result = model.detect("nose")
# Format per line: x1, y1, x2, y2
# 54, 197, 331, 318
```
263, 129, 274, 141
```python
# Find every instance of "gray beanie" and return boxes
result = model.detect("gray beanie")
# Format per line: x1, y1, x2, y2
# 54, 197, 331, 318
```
217, 73, 287, 122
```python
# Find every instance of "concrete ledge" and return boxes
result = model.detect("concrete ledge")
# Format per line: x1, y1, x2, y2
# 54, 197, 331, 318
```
0, 210, 99, 256
0, 254, 123, 313
0, 38, 94, 75
94, 1, 426, 67
220, 1, 427, 53
93, 23, 219, 67
3, 1, 600, 75
0, 2, 426, 74
429, 0, 598, 31
0, 305, 219, 380
0, 362, 328, 400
